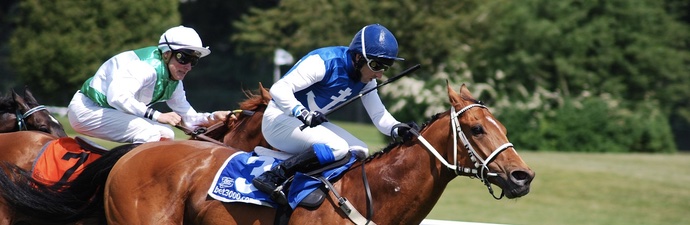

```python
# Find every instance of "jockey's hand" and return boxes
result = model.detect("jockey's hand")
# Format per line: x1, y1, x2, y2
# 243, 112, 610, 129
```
392, 121, 419, 142
157, 112, 182, 126
296, 108, 328, 128
212, 110, 233, 122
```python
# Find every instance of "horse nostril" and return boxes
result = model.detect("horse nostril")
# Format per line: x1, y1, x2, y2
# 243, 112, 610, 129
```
510, 170, 534, 186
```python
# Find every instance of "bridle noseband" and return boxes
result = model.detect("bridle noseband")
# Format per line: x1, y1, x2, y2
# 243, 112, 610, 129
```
412, 103, 513, 199
16, 105, 47, 131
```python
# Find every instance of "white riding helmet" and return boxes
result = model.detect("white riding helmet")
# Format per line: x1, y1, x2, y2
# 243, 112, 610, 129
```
158, 25, 211, 58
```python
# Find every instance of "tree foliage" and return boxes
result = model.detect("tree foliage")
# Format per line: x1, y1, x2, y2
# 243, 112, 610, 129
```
9, 0, 179, 103
232, 0, 482, 76
3, 0, 689, 151
464, 0, 690, 118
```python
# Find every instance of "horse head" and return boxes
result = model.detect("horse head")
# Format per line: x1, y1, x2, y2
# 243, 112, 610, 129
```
2, 88, 67, 137
448, 82, 534, 199
414, 82, 534, 199
222, 82, 272, 151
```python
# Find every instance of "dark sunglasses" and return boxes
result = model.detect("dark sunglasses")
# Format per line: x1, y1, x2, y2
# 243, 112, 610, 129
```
365, 57, 391, 72
163, 34, 200, 67
173, 51, 199, 66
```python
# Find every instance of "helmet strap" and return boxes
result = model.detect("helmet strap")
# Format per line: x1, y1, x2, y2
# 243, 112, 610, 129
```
350, 54, 365, 81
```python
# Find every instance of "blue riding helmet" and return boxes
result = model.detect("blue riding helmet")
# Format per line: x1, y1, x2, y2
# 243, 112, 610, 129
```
348, 24, 404, 61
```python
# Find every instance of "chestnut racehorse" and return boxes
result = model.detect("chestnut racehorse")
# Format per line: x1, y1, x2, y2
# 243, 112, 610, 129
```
0, 84, 272, 225
102, 82, 534, 224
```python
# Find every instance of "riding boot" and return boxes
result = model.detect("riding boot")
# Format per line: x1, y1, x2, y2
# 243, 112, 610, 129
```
252, 147, 324, 204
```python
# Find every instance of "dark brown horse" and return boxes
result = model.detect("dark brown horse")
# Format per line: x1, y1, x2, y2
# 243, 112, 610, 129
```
0, 88, 67, 137
0, 83, 534, 224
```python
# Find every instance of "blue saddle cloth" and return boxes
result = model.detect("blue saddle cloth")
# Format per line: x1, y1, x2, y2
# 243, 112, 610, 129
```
207, 151, 356, 209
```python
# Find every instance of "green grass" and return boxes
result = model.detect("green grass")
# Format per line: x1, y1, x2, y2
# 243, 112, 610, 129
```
427, 152, 690, 225
57, 117, 690, 225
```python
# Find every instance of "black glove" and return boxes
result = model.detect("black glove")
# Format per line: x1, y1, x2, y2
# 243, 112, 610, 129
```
296, 109, 328, 128
392, 121, 419, 142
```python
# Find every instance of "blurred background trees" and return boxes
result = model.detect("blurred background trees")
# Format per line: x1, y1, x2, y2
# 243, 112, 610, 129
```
1, 0, 688, 152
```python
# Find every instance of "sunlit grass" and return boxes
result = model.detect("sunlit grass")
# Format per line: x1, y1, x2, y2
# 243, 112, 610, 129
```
427, 152, 690, 225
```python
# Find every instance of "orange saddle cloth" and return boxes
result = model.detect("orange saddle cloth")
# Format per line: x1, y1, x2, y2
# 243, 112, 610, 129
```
31, 137, 103, 186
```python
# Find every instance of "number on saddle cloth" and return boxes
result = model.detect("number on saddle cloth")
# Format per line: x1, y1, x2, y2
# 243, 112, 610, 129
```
31, 137, 105, 186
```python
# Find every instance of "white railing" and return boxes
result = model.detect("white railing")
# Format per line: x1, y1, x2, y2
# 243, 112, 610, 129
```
420, 219, 504, 225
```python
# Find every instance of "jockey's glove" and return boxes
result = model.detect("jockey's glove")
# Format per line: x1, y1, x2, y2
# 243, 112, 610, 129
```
296, 108, 328, 128
392, 121, 420, 142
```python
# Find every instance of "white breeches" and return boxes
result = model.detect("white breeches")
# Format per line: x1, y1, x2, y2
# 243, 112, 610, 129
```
67, 91, 174, 143
262, 102, 368, 160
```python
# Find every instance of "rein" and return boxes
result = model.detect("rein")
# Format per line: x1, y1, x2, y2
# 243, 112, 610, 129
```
16, 105, 47, 131
176, 123, 226, 146
177, 109, 243, 146
412, 103, 513, 199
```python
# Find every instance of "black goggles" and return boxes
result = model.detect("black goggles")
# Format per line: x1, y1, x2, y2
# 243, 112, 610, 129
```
365, 58, 391, 72
173, 50, 199, 67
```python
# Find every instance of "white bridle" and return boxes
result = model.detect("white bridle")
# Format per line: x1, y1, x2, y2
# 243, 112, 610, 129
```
16, 105, 47, 130
413, 103, 513, 199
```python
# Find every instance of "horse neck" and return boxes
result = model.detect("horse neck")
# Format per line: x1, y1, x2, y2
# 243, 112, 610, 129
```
223, 115, 267, 151
339, 115, 457, 224
0, 112, 17, 132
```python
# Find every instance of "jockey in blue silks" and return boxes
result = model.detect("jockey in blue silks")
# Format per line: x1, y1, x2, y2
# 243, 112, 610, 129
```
253, 24, 418, 203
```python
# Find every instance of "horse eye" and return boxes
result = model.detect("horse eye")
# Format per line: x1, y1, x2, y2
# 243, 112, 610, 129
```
471, 125, 484, 135
37, 125, 50, 132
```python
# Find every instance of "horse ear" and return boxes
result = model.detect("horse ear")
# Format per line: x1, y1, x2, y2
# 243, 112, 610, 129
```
259, 82, 271, 103
22, 87, 39, 105
459, 83, 474, 100
447, 80, 461, 106
12, 90, 29, 110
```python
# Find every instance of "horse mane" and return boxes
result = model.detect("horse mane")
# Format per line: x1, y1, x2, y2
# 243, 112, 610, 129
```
365, 96, 485, 161
0, 92, 15, 112
365, 112, 445, 161
238, 88, 268, 111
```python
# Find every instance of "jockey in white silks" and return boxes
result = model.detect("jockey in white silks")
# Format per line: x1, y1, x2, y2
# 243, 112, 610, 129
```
67, 26, 230, 144
253, 24, 419, 204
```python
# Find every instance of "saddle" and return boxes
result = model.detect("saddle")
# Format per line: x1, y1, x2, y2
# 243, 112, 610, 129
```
272, 153, 371, 225
74, 136, 109, 154
31, 136, 108, 186
282, 152, 353, 208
